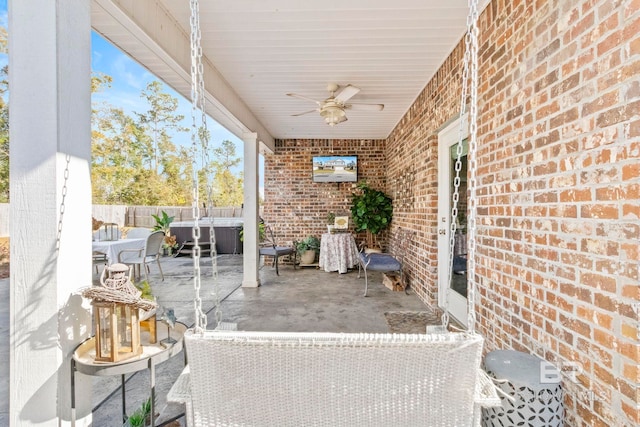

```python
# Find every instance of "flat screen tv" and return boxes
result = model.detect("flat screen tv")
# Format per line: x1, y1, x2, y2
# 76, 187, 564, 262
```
312, 155, 358, 183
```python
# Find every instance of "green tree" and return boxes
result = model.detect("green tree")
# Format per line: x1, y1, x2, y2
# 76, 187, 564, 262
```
91, 77, 193, 205
0, 27, 9, 202
136, 81, 188, 174
210, 140, 243, 206
92, 107, 148, 204
0, 67, 8, 203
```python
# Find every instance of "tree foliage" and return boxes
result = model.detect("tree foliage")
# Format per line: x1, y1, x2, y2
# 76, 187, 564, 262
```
92, 79, 198, 206
0, 24, 244, 207
0, 27, 8, 202
210, 140, 244, 206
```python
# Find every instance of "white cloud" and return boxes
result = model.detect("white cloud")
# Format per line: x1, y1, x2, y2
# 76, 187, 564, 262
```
112, 54, 152, 91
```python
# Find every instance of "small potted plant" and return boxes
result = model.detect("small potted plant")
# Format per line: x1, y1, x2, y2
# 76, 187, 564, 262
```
152, 211, 178, 255
326, 212, 336, 233
296, 235, 320, 265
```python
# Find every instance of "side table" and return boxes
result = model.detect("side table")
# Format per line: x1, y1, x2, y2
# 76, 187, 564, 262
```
319, 232, 360, 273
71, 320, 187, 426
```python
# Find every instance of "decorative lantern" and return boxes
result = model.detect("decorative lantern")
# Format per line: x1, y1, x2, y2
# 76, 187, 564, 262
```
102, 222, 119, 241
83, 263, 157, 363
93, 301, 141, 362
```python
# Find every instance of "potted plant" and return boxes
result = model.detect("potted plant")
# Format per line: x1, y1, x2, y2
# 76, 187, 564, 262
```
152, 211, 178, 255
123, 396, 153, 426
326, 212, 336, 233
350, 181, 393, 251
296, 235, 320, 265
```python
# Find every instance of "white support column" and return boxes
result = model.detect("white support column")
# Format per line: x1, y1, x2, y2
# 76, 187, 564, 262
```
9, 0, 93, 425
242, 132, 260, 287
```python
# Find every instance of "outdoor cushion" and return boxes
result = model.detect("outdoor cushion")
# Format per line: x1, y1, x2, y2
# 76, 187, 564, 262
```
359, 252, 401, 271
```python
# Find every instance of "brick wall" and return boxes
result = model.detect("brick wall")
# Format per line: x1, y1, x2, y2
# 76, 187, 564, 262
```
263, 0, 639, 425
468, 1, 638, 425
262, 139, 386, 247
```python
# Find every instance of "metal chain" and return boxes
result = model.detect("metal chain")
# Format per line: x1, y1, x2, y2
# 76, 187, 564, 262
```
443, 0, 479, 332
56, 154, 71, 252
443, 0, 474, 329
189, 0, 208, 332
465, 0, 480, 334
196, 35, 221, 329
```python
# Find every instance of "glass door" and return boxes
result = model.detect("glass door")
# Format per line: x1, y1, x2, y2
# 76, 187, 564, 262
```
437, 116, 469, 326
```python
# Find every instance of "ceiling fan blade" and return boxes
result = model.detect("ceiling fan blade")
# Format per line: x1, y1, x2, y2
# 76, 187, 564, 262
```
291, 109, 319, 117
287, 93, 321, 104
345, 103, 385, 111
334, 85, 360, 103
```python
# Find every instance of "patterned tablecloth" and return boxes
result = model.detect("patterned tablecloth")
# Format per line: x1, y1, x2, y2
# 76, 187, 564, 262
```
319, 233, 360, 274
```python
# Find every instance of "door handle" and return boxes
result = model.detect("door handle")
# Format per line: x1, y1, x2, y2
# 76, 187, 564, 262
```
438, 229, 446, 235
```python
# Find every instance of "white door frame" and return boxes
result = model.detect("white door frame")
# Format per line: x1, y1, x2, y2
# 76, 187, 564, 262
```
437, 115, 468, 326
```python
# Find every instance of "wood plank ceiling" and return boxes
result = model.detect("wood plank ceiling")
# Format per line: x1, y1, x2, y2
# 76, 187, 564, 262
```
99, 0, 481, 141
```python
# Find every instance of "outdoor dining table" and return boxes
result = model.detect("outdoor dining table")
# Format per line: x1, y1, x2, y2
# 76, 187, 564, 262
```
92, 238, 146, 264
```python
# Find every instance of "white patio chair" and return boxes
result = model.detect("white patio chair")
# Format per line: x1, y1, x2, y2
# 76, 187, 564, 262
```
125, 227, 152, 239
117, 230, 165, 282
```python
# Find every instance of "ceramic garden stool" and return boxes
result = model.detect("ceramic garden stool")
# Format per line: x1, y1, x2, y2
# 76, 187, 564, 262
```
482, 350, 564, 427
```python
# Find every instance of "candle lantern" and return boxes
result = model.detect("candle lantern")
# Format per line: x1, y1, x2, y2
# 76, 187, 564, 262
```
83, 263, 157, 363
93, 301, 141, 362
102, 222, 119, 241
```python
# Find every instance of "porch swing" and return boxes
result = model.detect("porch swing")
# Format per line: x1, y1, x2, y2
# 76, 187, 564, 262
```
168, 0, 500, 425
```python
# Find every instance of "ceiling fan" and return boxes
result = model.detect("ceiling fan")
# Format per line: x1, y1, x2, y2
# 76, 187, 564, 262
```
287, 83, 384, 126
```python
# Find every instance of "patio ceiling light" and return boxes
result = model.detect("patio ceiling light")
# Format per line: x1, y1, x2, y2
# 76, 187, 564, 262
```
319, 104, 347, 126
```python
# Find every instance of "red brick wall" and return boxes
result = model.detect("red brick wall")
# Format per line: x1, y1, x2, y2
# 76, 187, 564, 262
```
469, 1, 638, 425
263, 1, 639, 425
262, 139, 386, 247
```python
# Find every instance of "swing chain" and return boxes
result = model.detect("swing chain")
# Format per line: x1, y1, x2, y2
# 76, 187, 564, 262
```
466, 0, 480, 335
191, 0, 221, 328
189, 0, 208, 332
444, 0, 478, 330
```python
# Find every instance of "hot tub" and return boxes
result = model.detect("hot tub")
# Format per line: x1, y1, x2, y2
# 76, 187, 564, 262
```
170, 218, 243, 255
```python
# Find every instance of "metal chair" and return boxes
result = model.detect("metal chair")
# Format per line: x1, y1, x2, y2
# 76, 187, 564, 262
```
259, 224, 296, 276
358, 228, 413, 296
92, 251, 108, 275
125, 227, 152, 239
118, 230, 165, 282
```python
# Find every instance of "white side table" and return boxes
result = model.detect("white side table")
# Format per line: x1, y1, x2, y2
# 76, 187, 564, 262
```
71, 321, 187, 426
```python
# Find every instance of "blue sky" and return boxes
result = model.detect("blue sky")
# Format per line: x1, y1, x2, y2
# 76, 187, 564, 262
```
90, 32, 246, 175
1, 1, 261, 190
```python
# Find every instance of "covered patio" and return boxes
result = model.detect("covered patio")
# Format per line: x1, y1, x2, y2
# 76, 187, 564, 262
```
8, 0, 639, 426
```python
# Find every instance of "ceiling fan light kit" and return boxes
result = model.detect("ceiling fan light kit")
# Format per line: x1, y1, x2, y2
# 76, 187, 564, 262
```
320, 104, 347, 126
288, 83, 384, 127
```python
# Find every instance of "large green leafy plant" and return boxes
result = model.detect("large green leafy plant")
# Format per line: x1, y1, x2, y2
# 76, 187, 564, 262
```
152, 210, 174, 235
350, 181, 393, 249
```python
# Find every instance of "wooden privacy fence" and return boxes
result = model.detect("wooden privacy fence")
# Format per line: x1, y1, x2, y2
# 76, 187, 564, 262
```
0, 204, 245, 236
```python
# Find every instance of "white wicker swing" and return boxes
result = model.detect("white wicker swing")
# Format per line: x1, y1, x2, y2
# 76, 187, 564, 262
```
168, 1, 500, 425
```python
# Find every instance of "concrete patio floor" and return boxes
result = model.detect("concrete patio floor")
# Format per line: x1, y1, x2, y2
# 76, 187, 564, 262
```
1, 253, 434, 426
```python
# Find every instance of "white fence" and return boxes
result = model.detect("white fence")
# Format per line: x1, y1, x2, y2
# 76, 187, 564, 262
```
0, 204, 8, 237
0, 204, 244, 237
